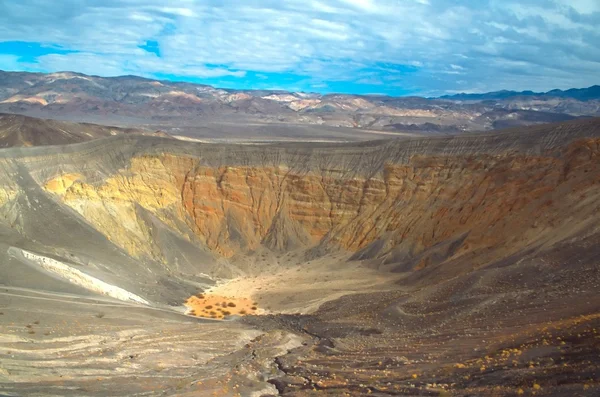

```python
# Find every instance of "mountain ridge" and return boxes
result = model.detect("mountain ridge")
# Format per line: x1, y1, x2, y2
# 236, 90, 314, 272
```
3, 69, 598, 101
440, 85, 600, 101
1, 70, 598, 139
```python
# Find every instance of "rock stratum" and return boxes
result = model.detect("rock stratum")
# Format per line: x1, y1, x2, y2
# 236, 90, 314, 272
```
39, 118, 600, 267
0, 118, 599, 396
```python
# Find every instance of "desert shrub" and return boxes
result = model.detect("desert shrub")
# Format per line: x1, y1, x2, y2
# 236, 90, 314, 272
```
239, 310, 247, 315
25, 324, 32, 329
222, 310, 231, 316
221, 302, 228, 307
33, 320, 40, 325
196, 293, 205, 299
209, 311, 216, 316
205, 305, 213, 310
28, 330, 35, 334
227, 302, 236, 307
251, 306, 257, 310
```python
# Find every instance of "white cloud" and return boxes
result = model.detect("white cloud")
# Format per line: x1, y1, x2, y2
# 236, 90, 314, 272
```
154, 7, 196, 17
338, 0, 378, 12
28, 51, 245, 79
129, 13, 155, 22
553, 0, 600, 14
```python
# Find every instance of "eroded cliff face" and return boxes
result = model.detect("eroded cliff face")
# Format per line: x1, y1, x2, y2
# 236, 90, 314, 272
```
42, 135, 600, 271
44, 157, 188, 259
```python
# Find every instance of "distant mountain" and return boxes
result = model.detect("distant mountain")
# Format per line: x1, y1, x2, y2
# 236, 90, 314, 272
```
0, 113, 163, 147
440, 85, 600, 101
0, 70, 598, 138
546, 86, 600, 101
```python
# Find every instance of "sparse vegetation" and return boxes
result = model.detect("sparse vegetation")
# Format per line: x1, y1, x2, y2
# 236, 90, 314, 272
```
185, 292, 262, 320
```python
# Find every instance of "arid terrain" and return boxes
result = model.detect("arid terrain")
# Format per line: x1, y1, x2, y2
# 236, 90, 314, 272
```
0, 109, 599, 396
0, 113, 165, 147
1, 71, 599, 143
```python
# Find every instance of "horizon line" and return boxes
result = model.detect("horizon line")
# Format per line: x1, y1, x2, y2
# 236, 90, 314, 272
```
0, 68, 598, 99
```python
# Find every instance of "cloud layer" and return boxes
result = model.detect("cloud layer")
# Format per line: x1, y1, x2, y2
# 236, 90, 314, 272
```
0, 0, 598, 95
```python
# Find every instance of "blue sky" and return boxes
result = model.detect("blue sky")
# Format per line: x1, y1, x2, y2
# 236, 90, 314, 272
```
0, 0, 598, 96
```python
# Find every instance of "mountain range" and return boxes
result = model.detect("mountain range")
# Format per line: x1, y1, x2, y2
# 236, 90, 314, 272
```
1, 70, 598, 141
440, 85, 600, 101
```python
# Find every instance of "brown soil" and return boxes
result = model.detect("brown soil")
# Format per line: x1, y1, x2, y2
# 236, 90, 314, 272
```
184, 293, 261, 319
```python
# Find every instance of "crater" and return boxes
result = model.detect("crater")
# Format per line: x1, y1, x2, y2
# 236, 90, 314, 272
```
1, 118, 599, 396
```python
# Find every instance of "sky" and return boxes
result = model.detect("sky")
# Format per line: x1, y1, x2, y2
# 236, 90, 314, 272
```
0, 0, 598, 96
